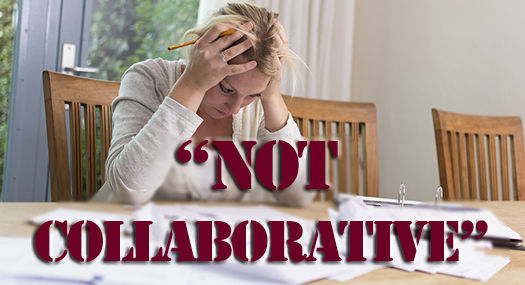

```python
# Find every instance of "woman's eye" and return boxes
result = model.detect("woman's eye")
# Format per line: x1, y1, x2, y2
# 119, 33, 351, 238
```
249, 94, 261, 98
219, 84, 233, 94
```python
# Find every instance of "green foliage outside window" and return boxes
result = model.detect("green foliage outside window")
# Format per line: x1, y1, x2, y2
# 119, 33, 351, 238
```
88, 0, 200, 82
0, 0, 15, 197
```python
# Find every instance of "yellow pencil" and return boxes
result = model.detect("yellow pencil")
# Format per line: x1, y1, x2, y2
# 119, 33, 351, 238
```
167, 29, 235, 51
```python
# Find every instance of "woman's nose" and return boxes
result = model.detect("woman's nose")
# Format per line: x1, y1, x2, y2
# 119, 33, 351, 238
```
227, 96, 243, 114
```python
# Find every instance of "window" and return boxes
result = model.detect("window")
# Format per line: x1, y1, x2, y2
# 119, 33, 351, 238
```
88, 0, 200, 81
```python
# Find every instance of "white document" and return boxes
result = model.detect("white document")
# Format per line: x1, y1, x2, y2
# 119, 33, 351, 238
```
29, 208, 131, 231
14, 204, 382, 284
157, 204, 383, 284
334, 196, 512, 282
3, 233, 190, 285
0, 237, 32, 274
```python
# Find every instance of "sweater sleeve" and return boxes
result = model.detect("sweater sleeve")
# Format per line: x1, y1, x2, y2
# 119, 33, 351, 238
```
256, 113, 317, 207
104, 60, 203, 205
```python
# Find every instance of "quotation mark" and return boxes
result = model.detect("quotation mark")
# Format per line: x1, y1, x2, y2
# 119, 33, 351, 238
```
176, 140, 209, 164
461, 220, 488, 240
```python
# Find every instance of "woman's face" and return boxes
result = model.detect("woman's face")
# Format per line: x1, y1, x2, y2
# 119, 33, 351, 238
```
201, 55, 270, 119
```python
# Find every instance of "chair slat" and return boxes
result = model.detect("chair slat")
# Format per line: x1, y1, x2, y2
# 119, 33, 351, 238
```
312, 120, 320, 137
449, 131, 460, 199
338, 122, 347, 134
46, 99, 70, 201
325, 121, 337, 198
323, 121, 335, 199
500, 135, 510, 200
509, 134, 525, 200
325, 121, 333, 135
436, 128, 454, 199
70, 102, 82, 195
466, 134, 478, 199
338, 122, 348, 195
513, 128, 525, 200
85, 104, 97, 197
351, 123, 360, 195
362, 123, 379, 197
100, 106, 111, 184
458, 132, 469, 199
324, 144, 334, 201
488, 134, 498, 200
301, 119, 309, 136
477, 134, 488, 200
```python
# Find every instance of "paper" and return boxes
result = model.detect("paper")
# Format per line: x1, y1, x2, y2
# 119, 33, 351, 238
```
3, 233, 190, 285
2, 204, 380, 285
4, 200, 510, 284
29, 208, 131, 231
338, 195, 522, 243
333, 196, 512, 282
157, 204, 376, 284
0, 237, 32, 274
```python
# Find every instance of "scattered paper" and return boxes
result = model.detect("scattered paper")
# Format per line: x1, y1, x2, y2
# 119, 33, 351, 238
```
333, 195, 513, 282
0, 200, 513, 284
29, 208, 131, 231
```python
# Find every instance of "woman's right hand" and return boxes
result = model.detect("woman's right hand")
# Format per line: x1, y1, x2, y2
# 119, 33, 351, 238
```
179, 22, 258, 94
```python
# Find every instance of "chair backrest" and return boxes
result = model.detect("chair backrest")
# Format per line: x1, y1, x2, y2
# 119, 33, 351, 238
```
432, 108, 525, 201
282, 95, 379, 200
43, 71, 120, 201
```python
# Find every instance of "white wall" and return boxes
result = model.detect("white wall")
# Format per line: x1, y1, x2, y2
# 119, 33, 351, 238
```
351, 0, 525, 201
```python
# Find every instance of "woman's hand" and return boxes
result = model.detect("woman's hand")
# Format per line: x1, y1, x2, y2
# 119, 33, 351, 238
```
260, 19, 291, 132
169, 23, 257, 112
180, 22, 258, 94
260, 19, 288, 102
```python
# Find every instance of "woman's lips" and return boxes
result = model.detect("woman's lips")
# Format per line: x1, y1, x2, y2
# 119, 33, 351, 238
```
216, 108, 230, 117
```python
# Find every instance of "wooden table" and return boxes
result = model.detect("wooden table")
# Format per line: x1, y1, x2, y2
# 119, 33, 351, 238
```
0, 201, 524, 284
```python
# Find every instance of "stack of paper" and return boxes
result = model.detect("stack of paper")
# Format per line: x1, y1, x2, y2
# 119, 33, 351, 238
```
0, 199, 512, 284
0, 205, 383, 284
157, 204, 384, 284
332, 196, 512, 282
1, 236, 190, 285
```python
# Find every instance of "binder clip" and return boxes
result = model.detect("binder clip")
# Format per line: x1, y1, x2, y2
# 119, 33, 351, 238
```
398, 183, 406, 206
435, 186, 443, 203
435, 186, 443, 210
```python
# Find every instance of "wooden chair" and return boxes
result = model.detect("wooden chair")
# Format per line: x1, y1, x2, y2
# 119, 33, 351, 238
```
43, 71, 120, 201
282, 95, 379, 200
432, 108, 525, 201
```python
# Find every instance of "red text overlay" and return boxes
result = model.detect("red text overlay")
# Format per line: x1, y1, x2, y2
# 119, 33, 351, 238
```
34, 220, 488, 263
176, 140, 338, 190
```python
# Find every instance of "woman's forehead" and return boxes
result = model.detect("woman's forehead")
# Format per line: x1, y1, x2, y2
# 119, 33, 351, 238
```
224, 67, 270, 95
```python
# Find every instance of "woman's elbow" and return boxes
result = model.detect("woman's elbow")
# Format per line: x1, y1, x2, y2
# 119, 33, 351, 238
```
118, 190, 151, 205
106, 168, 154, 205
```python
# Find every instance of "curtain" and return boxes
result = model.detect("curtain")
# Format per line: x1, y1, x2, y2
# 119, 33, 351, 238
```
197, 0, 355, 101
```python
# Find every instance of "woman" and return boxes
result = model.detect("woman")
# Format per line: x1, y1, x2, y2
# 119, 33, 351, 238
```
92, 3, 315, 207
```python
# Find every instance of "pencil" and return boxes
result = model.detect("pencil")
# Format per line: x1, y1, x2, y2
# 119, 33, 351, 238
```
167, 29, 235, 51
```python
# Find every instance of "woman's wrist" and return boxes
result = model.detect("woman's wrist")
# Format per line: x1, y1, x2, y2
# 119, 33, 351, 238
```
261, 93, 289, 132
168, 75, 207, 113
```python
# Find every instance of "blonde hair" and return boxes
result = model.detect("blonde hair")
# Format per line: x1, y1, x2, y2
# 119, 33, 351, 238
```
184, 2, 300, 85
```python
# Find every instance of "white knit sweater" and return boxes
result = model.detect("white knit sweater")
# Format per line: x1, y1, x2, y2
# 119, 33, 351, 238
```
91, 58, 315, 207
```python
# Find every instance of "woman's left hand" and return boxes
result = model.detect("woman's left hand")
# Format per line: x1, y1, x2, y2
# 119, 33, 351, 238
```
259, 18, 291, 132
260, 18, 288, 102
